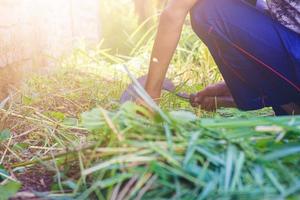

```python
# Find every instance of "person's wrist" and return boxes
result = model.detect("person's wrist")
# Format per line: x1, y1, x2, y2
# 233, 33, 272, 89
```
145, 88, 161, 103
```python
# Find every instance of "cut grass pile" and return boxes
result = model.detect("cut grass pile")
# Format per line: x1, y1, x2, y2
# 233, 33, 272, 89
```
75, 103, 300, 199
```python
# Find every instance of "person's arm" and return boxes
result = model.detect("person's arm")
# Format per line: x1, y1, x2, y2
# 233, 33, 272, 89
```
145, 0, 198, 102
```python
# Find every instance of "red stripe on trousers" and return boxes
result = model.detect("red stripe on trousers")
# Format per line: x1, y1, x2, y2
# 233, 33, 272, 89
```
212, 38, 267, 107
231, 42, 300, 92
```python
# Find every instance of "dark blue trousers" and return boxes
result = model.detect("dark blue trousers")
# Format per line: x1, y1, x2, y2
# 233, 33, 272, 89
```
190, 0, 300, 115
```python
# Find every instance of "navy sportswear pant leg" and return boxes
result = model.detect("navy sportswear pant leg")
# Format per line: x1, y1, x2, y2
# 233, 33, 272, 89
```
190, 0, 300, 114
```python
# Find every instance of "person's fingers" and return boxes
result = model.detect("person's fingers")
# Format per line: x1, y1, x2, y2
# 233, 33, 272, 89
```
218, 96, 237, 108
192, 90, 217, 107
190, 94, 199, 107
192, 93, 209, 107
190, 82, 234, 108
192, 82, 228, 104
203, 83, 229, 96
191, 92, 213, 107
201, 97, 215, 111
192, 87, 213, 106
200, 96, 237, 111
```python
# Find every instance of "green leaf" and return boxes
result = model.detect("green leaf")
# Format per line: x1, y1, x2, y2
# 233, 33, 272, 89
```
169, 110, 197, 124
62, 180, 78, 190
0, 181, 21, 200
121, 102, 152, 119
22, 96, 34, 106
150, 142, 181, 167
13, 143, 30, 152
225, 145, 236, 191
261, 145, 300, 161
183, 131, 201, 167
196, 147, 225, 166
77, 173, 132, 200
63, 118, 78, 126
0, 129, 11, 142
0, 165, 9, 182
81, 108, 106, 131
46, 111, 66, 121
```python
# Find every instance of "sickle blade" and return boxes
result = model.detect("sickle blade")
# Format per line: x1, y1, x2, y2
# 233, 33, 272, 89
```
120, 75, 191, 103
176, 92, 190, 101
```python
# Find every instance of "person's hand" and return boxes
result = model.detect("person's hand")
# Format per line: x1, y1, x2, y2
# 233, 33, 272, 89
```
190, 82, 236, 111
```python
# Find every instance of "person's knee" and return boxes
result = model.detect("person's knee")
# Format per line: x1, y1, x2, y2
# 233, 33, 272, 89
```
190, 0, 216, 37
190, 0, 234, 37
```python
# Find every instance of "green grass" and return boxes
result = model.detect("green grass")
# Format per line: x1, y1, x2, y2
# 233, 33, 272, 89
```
0, 1, 299, 199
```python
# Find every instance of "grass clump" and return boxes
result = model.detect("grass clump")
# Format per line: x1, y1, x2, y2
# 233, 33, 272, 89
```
59, 103, 300, 199
0, 4, 299, 199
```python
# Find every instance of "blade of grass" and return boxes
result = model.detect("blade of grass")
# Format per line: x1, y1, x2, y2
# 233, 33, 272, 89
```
261, 145, 300, 161
225, 146, 235, 191
82, 155, 156, 176
230, 152, 245, 190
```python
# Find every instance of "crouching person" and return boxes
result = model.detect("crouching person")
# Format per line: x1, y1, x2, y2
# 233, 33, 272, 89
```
144, 0, 300, 115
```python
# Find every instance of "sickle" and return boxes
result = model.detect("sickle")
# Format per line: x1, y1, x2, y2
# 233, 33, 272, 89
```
120, 75, 191, 103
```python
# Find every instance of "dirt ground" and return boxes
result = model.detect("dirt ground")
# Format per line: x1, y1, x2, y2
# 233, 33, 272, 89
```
11, 166, 54, 200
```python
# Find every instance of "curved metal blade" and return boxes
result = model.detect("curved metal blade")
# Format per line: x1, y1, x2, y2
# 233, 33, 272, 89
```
176, 92, 190, 100
120, 75, 191, 103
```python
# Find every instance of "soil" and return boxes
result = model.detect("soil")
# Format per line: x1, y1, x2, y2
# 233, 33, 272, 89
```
11, 166, 55, 200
